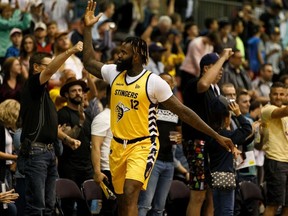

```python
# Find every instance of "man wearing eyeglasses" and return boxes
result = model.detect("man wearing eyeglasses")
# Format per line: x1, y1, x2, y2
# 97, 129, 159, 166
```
18, 42, 82, 215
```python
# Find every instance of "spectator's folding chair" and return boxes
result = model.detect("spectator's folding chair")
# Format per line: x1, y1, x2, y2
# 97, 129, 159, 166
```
82, 179, 102, 201
240, 181, 264, 202
82, 179, 103, 215
238, 181, 265, 215
55, 178, 84, 216
165, 180, 190, 216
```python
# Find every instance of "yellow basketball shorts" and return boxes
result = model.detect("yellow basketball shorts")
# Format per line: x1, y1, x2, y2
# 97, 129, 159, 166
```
109, 136, 159, 194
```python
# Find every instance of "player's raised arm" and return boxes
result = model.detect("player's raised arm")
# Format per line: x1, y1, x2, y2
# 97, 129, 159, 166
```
83, 0, 104, 79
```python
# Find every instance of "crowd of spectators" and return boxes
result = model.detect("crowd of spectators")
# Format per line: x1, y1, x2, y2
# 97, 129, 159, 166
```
1, 0, 288, 215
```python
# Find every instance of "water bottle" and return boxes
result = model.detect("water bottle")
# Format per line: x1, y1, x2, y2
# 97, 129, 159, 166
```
91, 199, 102, 214
1, 183, 7, 209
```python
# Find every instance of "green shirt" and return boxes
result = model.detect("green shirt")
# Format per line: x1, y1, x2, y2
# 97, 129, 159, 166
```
0, 10, 31, 57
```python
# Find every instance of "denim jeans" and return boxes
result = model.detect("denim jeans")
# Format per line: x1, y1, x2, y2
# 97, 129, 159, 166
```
24, 146, 58, 216
0, 203, 17, 216
213, 189, 235, 216
138, 160, 174, 216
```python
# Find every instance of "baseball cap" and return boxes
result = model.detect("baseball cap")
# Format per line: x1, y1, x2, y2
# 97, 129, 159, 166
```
10, 28, 22, 37
55, 31, 69, 41
93, 42, 106, 52
149, 42, 167, 53
200, 53, 220, 71
34, 22, 47, 31
97, 19, 113, 29
31, 0, 43, 7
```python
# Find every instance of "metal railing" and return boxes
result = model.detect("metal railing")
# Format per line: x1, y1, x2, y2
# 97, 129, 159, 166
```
193, 0, 242, 29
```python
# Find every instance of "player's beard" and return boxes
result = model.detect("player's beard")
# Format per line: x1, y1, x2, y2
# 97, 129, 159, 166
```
116, 56, 133, 72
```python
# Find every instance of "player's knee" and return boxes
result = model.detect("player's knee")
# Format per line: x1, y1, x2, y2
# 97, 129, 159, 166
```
123, 180, 142, 201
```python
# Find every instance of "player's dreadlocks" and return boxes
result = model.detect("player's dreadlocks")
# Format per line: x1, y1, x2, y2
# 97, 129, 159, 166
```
123, 37, 149, 65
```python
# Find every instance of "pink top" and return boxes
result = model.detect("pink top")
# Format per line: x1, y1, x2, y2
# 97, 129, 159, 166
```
180, 36, 213, 77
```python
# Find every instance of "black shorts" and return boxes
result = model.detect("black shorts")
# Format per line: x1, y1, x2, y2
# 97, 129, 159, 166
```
186, 139, 207, 191
264, 157, 288, 206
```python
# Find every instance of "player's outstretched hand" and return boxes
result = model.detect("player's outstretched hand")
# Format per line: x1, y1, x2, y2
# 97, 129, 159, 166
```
216, 135, 234, 153
84, 0, 103, 27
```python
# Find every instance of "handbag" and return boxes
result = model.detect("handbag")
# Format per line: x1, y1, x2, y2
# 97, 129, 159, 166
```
206, 137, 236, 191
211, 171, 236, 190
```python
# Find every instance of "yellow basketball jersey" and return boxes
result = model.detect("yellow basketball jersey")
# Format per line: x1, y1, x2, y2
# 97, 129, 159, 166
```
110, 70, 158, 139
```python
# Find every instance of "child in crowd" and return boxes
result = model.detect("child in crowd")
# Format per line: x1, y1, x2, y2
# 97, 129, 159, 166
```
5, 28, 23, 58
206, 96, 252, 216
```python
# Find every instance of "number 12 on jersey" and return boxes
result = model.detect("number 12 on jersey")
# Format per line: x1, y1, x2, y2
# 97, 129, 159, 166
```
130, 99, 139, 110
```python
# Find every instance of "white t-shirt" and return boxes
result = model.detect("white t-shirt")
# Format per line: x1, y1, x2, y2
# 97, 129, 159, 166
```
91, 108, 112, 171
51, 55, 83, 81
265, 41, 281, 75
5, 128, 13, 165
50, 0, 69, 32
145, 57, 165, 75
101, 64, 173, 104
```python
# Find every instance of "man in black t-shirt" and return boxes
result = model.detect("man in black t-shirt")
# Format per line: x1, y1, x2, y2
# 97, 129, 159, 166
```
19, 43, 83, 215
183, 49, 233, 216
57, 77, 93, 215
